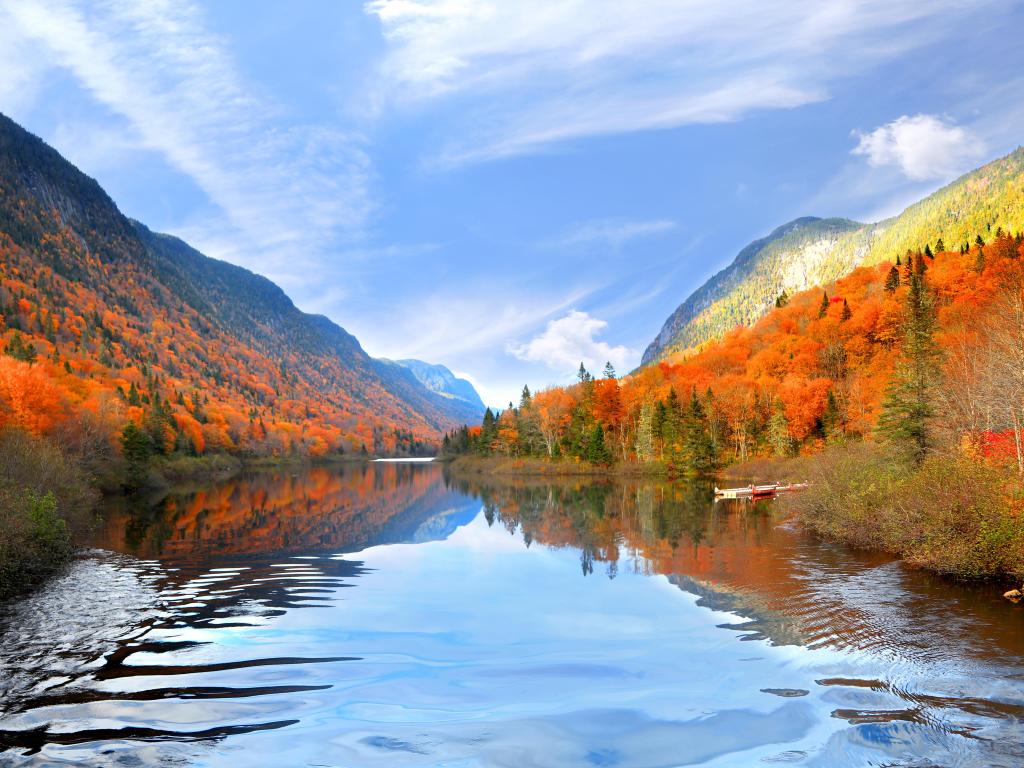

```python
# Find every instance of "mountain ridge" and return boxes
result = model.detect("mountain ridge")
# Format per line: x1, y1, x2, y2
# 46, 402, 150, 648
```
644, 146, 1024, 363
0, 112, 470, 455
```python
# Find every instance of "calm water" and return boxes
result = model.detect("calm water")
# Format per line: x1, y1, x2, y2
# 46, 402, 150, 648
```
1, 461, 1023, 767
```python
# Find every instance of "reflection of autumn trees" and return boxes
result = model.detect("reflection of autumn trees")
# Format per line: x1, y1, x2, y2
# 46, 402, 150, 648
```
97, 463, 465, 559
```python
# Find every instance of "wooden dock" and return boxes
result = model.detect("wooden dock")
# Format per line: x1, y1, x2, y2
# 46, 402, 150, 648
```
714, 482, 808, 499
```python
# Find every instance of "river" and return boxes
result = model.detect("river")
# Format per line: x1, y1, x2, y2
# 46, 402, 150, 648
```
1, 461, 1022, 766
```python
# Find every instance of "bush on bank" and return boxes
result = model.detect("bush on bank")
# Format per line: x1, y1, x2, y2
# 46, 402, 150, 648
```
784, 443, 1024, 579
0, 428, 99, 599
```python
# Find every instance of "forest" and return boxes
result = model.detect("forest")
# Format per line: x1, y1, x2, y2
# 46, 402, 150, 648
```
446, 232, 1024, 577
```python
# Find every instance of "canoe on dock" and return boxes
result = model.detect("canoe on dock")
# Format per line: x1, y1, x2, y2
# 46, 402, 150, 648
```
713, 482, 808, 499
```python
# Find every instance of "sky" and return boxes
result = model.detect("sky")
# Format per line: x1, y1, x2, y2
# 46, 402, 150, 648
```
1, 0, 1023, 408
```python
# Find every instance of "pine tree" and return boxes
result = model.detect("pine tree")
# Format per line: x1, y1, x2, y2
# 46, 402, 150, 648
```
5, 330, 37, 364
877, 270, 941, 463
974, 247, 985, 274
934, 238, 945, 253
587, 424, 612, 465
577, 362, 592, 383
120, 422, 153, 489
479, 408, 497, 455
775, 291, 789, 308
923, 244, 933, 259
603, 361, 617, 380
520, 385, 532, 409
840, 299, 852, 321
821, 390, 842, 440
817, 291, 829, 319
884, 266, 900, 293
682, 389, 715, 473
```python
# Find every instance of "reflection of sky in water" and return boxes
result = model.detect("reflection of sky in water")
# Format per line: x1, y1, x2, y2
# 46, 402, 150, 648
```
2, 465, 1023, 767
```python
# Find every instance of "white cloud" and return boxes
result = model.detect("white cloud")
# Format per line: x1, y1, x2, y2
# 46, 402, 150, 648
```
852, 114, 986, 181
365, 0, 996, 166
3, 0, 374, 280
507, 310, 638, 376
544, 218, 676, 250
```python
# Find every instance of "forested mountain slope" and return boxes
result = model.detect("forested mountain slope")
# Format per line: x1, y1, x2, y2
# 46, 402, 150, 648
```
0, 112, 470, 457
645, 147, 1024, 362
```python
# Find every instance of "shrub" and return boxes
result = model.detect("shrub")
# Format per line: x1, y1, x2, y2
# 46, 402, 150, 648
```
0, 428, 98, 599
785, 442, 1024, 578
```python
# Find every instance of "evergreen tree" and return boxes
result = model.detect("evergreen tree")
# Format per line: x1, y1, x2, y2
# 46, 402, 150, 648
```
4, 330, 37, 364
840, 299, 852, 321
974, 247, 985, 274
577, 362, 592, 383
603, 361, 617, 380
659, 388, 683, 464
923, 243, 933, 259
775, 291, 789, 308
876, 269, 941, 463
519, 385, 532, 409
479, 408, 497, 455
884, 266, 900, 293
120, 422, 153, 489
817, 291, 829, 319
934, 238, 945, 253
821, 390, 842, 440
587, 424, 612, 465
682, 389, 715, 473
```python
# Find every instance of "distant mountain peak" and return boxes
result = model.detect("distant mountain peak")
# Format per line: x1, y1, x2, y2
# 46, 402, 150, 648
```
389, 359, 485, 412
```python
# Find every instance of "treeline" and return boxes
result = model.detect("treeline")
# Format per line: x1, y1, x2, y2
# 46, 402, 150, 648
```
443, 367, 717, 474
447, 231, 1024, 475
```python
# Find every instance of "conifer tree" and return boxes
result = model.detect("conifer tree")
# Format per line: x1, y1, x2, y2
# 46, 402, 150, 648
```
840, 299, 852, 321
821, 390, 842, 440
683, 389, 715, 473
603, 361, 616, 380
884, 266, 900, 293
877, 269, 941, 463
817, 291, 829, 319
587, 424, 612, 465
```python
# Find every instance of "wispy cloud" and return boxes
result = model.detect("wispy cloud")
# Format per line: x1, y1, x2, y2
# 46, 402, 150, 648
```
4, 0, 374, 281
365, 0, 996, 167
852, 114, 985, 181
543, 218, 676, 250
507, 310, 638, 377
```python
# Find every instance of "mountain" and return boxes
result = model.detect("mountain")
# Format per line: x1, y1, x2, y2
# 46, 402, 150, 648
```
392, 359, 484, 411
0, 112, 470, 456
644, 147, 1024, 363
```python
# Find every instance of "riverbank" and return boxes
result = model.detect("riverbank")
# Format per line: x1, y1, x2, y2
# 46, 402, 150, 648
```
444, 454, 664, 478
728, 444, 1024, 583
448, 446, 1024, 585
0, 436, 379, 601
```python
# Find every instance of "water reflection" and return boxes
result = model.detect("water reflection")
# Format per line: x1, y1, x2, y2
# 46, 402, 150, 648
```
0, 461, 1021, 767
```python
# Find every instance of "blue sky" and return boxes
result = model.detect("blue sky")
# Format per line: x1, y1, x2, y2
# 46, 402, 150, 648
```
1, 1, 1023, 408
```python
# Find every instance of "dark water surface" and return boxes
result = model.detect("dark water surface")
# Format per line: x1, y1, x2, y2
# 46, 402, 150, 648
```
1, 461, 1023, 766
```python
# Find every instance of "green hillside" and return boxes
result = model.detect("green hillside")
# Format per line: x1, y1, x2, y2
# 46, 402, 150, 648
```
644, 146, 1024, 362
